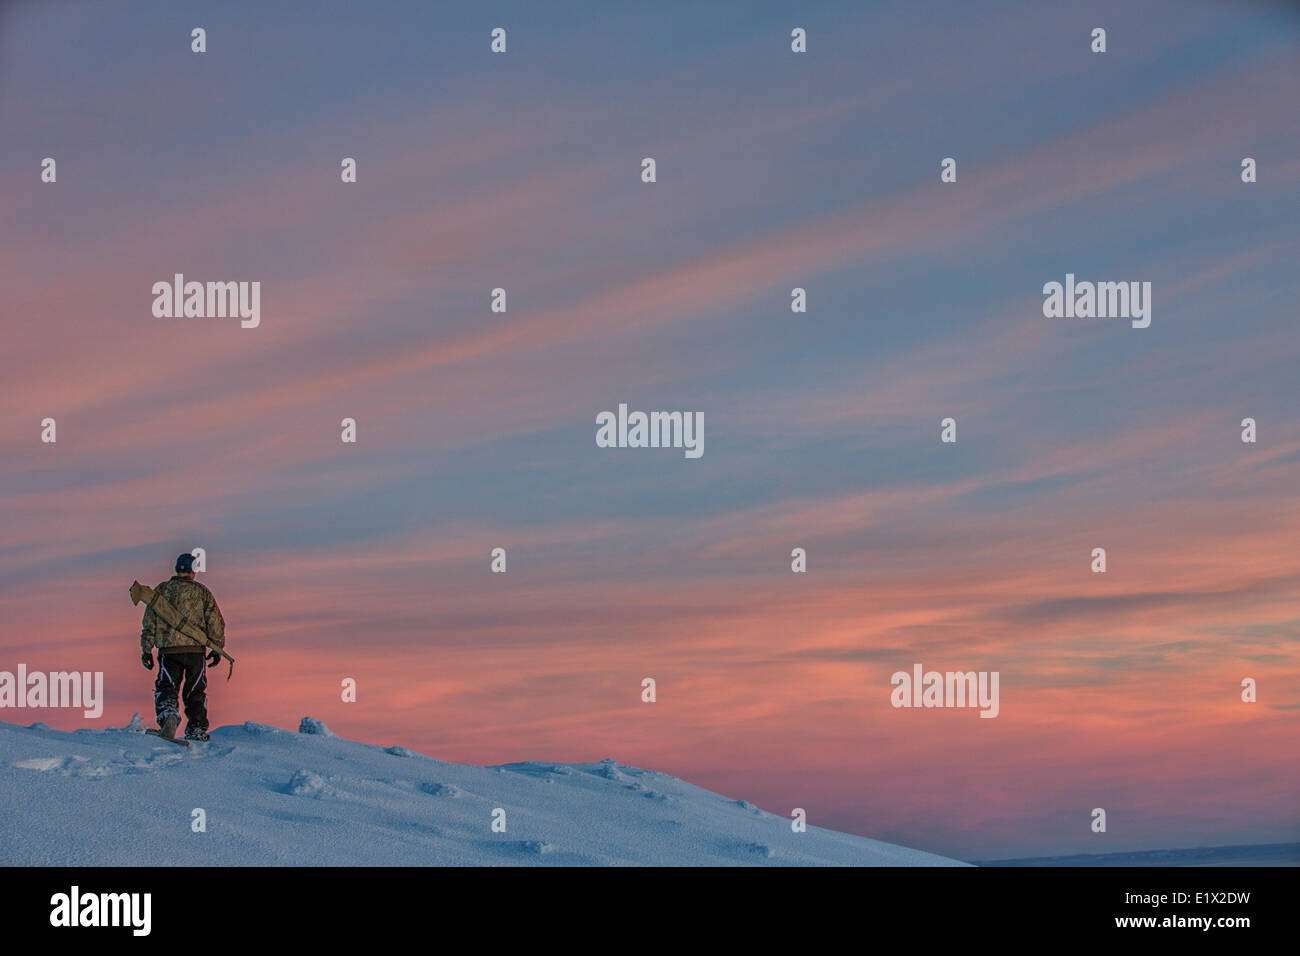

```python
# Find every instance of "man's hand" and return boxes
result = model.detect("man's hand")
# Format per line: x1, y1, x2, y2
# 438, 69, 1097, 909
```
205, 649, 221, 667
141, 649, 154, 670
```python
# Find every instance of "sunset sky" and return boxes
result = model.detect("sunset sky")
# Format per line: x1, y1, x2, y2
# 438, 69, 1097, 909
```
1, 0, 1297, 861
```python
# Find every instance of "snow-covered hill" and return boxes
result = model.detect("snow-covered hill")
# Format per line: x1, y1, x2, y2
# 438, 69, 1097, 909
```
0, 716, 965, 866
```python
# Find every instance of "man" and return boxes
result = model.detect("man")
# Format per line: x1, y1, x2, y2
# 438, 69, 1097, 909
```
140, 553, 226, 741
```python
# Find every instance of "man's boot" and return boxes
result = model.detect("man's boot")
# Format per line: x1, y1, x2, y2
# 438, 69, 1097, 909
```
159, 714, 179, 740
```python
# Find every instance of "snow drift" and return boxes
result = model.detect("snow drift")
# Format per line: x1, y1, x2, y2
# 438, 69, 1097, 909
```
0, 716, 965, 866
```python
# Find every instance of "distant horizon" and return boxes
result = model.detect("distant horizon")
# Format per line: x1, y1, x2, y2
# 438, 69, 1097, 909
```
7, 713, 1296, 865
972, 841, 1300, 867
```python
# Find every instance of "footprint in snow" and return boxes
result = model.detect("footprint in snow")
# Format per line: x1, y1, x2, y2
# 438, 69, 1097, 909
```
286, 769, 335, 798
625, 783, 670, 802
15, 751, 182, 777
419, 782, 463, 798
722, 840, 776, 859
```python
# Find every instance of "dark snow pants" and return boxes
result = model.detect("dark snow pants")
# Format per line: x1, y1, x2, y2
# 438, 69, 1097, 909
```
154, 652, 208, 732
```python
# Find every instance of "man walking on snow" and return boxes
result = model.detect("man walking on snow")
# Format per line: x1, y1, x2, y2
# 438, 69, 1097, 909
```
140, 553, 226, 741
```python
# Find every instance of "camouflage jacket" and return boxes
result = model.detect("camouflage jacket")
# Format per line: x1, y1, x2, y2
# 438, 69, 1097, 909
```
141, 576, 226, 653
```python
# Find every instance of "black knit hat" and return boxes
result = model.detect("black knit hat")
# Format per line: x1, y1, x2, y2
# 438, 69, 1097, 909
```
175, 553, 197, 573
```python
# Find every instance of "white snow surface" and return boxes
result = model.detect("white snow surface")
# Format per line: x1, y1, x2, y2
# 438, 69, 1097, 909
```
0, 716, 966, 866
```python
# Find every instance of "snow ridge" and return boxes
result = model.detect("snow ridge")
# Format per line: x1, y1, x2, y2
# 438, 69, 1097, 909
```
0, 716, 967, 867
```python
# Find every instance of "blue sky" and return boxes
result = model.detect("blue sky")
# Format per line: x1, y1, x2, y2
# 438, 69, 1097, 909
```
1, 0, 1298, 859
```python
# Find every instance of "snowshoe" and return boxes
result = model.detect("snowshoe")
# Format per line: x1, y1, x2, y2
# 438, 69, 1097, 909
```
145, 728, 189, 747
146, 714, 188, 746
